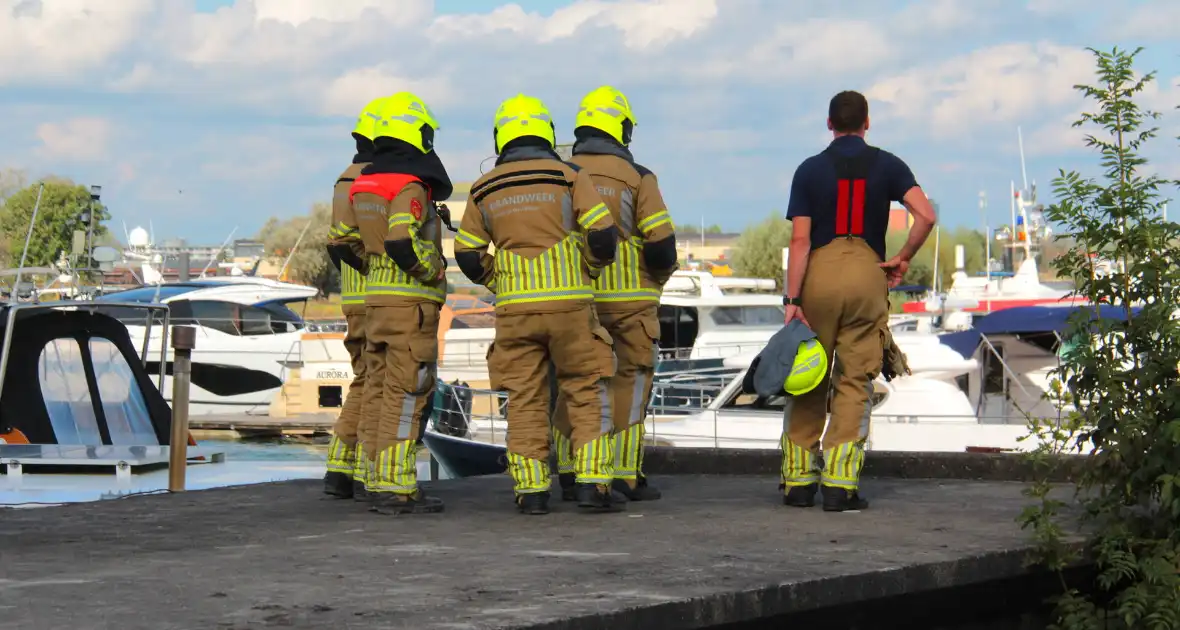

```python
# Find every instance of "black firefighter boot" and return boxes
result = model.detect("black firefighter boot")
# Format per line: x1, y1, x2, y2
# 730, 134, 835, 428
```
564, 473, 628, 505
322, 472, 354, 499
575, 482, 626, 512
821, 485, 869, 512
559, 473, 577, 501
781, 482, 818, 508
369, 490, 445, 515
516, 491, 551, 515
611, 474, 662, 501
352, 479, 370, 503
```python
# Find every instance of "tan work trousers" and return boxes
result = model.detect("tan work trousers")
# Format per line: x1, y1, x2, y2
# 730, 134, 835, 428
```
781, 238, 888, 492
488, 303, 617, 494
326, 305, 369, 477
552, 303, 660, 480
360, 301, 439, 495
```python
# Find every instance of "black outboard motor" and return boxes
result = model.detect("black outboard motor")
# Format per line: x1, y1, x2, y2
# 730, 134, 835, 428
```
434, 380, 473, 437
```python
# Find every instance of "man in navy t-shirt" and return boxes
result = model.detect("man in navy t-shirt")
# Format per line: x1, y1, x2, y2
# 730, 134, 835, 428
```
780, 90, 936, 512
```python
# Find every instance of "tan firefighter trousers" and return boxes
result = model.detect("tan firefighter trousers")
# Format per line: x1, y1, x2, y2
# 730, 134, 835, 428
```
360, 302, 439, 495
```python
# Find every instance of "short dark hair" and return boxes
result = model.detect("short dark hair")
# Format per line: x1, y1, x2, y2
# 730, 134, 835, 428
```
828, 91, 869, 133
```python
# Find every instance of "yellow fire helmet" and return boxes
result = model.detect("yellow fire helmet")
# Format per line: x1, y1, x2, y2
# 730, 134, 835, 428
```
785, 338, 828, 396
493, 93, 556, 154
575, 85, 637, 146
373, 91, 441, 153
352, 96, 387, 140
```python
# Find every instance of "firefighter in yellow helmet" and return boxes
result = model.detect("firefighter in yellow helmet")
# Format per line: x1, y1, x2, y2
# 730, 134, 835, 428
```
454, 94, 621, 515
323, 96, 384, 501
550, 86, 677, 503
349, 91, 453, 515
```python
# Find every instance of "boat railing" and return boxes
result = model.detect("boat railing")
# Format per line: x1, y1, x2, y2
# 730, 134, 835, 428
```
436, 341, 770, 369
0, 301, 173, 399
657, 342, 767, 361
437, 346, 491, 369
429, 379, 731, 442
636, 408, 1075, 452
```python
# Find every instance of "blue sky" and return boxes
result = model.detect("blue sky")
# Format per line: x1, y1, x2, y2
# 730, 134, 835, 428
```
1, 0, 1177, 245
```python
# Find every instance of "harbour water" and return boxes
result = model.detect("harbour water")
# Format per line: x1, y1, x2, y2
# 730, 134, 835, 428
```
0, 436, 443, 508
198, 436, 443, 478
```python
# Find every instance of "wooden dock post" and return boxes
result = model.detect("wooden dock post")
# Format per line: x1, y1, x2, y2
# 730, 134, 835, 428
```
168, 326, 196, 492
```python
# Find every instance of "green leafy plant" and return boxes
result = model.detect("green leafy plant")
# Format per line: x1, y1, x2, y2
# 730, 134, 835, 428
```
0, 178, 111, 269
1020, 46, 1180, 629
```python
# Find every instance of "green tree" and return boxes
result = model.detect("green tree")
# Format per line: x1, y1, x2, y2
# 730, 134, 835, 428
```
731, 214, 792, 288
0, 168, 28, 203
732, 213, 992, 292
680, 223, 724, 235
1019, 47, 1180, 629
257, 202, 338, 295
0, 178, 110, 269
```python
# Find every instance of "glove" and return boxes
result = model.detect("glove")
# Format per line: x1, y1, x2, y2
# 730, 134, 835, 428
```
880, 329, 911, 382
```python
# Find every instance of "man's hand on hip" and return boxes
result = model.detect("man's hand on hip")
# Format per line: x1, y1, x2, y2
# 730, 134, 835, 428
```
879, 255, 909, 288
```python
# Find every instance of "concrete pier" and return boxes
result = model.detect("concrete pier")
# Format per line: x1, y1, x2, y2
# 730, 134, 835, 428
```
0, 450, 1085, 630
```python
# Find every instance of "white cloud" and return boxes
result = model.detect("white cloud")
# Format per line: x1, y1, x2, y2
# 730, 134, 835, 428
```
866, 42, 1096, 141
0, 0, 1165, 241
430, 0, 717, 49
319, 66, 457, 117
34, 117, 112, 162
252, 0, 432, 27
0, 0, 154, 83
1117, 0, 1180, 40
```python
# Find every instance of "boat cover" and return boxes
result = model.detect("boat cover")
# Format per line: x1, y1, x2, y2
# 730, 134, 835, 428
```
937, 304, 1143, 359
0, 307, 173, 445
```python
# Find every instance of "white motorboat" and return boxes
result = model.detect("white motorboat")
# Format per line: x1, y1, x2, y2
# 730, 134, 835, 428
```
91, 277, 317, 415
420, 304, 1138, 477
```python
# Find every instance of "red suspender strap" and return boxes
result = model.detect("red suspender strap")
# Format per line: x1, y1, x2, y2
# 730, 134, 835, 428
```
835, 180, 850, 235
851, 179, 865, 235
827, 146, 876, 237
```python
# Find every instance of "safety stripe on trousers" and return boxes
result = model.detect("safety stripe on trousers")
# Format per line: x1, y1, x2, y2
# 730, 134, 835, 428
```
780, 435, 819, 486
553, 426, 575, 475
628, 370, 650, 426
573, 433, 616, 484
353, 447, 370, 484
370, 440, 419, 494
325, 435, 356, 475
614, 424, 643, 480
507, 452, 551, 494
822, 441, 866, 490
396, 364, 433, 440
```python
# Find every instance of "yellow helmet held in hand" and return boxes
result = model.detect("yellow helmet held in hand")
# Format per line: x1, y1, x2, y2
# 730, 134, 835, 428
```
785, 338, 828, 396
373, 91, 441, 153
493, 93, 556, 154
352, 96, 387, 140
575, 85, 637, 146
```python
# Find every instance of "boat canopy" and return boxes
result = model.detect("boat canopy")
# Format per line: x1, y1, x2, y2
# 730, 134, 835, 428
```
938, 304, 1142, 359
0, 307, 174, 446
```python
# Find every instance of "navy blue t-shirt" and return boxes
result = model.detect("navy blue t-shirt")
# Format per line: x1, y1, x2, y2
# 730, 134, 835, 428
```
785, 136, 918, 261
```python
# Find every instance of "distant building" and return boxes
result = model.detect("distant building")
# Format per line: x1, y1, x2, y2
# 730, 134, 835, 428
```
887, 198, 939, 232
888, 205, 913, 231
233, 239, 265, 259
